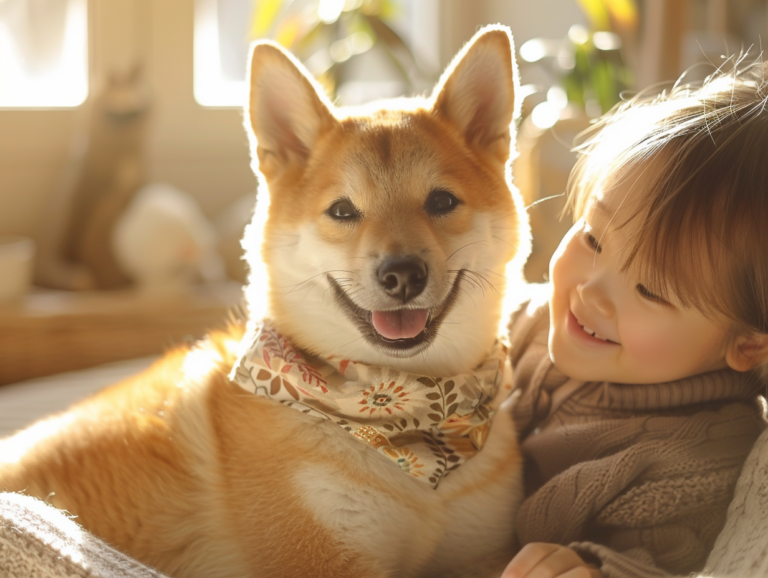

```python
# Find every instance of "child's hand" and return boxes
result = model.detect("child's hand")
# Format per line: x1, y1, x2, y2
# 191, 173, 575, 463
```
502, 543, 602, 578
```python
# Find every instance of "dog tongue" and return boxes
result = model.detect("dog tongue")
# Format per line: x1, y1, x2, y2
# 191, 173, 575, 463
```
371, 309, 429, 340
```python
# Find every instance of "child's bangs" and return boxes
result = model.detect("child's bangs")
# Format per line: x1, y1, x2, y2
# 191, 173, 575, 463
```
567, 60, 768, 332
622, 116, 768, 332
624, 187, 738, 321
566, 91, 710, 221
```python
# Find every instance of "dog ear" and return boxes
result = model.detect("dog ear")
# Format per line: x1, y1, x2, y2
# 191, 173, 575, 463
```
247, 41, 336, 174
432, 26, 518, 162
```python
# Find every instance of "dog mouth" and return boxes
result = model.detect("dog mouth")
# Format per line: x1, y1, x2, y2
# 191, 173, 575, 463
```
328, 272, 464, 356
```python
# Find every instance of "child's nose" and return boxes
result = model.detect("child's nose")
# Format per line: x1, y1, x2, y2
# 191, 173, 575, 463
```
577, 276, 615, 318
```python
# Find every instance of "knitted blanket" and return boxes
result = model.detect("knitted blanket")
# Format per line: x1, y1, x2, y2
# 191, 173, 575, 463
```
0, 492, 167, 578
2, 429, 767, 577
703, 426, 768, 576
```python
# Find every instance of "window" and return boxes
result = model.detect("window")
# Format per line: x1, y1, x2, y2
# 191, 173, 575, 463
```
0, 0, 88, 108
194, 0, 438, 107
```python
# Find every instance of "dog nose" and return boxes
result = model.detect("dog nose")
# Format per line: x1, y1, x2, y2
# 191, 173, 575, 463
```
377, 256, 427, 303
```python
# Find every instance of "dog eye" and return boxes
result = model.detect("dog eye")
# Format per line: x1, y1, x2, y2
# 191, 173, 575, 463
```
425, 189, 460, 216
327, 199, 360, 221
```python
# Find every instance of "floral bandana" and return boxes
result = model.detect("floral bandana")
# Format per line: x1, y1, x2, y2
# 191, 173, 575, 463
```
230, 321, 511, 489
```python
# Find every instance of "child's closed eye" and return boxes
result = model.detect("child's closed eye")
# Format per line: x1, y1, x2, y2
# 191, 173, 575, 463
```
584, 232, 602, 254
636, 283, 669, 305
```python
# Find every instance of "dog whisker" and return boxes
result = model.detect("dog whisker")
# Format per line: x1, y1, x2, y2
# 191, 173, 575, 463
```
334, 334, 366, 351
445, 240, 488, 262
482, 268, 508, 279
280, 269, 355, 296
464, 270, 499, 295
461, 275, 482, 294
490, 211, 515, 223
491, 235, 515, 248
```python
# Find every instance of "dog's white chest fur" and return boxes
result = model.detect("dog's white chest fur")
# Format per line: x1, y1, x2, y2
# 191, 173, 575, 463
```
293, 386, 521, 577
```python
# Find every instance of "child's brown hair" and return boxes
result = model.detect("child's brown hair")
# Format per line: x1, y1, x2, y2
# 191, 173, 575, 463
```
567, 59, 768, 346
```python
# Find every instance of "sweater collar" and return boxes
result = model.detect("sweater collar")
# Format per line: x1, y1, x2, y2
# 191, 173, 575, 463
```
586, 367, 758, 411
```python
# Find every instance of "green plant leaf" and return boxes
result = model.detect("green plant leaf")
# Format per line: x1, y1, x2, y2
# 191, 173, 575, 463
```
362, 13, 431, 88
592, 59, 618, 113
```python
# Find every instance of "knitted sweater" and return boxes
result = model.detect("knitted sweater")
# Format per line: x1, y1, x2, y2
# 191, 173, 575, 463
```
508, 286, 765, 577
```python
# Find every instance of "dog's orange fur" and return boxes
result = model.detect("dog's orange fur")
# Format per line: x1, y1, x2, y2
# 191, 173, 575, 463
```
1, 26, 527, 578
0, 328, 400, 576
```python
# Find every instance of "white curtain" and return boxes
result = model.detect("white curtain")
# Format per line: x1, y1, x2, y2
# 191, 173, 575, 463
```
0, 0, 87, 107
0, 0, 69, 76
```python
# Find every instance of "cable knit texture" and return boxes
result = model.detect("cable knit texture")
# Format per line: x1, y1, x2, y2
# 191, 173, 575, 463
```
508, 285, 765, 578
703, 426, 768, 576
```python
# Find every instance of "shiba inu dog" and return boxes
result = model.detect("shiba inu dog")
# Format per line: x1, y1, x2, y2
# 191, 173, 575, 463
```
0, 25, 529, 578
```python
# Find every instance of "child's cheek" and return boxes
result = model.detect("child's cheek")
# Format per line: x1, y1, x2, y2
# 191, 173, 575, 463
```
620, 316, 678, 365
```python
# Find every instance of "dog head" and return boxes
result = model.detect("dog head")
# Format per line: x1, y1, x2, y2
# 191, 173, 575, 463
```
243, 25, 530, 376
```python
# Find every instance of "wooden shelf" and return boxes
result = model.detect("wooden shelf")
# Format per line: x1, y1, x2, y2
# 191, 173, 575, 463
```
0, 282, 245, 385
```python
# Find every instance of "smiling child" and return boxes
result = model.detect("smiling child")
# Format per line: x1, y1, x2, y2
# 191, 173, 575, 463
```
502, 60, 768, 578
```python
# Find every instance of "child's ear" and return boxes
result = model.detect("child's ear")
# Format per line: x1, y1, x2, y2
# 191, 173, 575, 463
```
725, 332, 768, 372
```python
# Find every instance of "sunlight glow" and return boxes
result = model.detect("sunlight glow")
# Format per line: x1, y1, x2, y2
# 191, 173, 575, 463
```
193, 0, 247, 107
593, 31, 621, 51
182, 347, 223, 381
329, 32, 373, 63
519, 39, 547, 63
531, 101, 560, 130
0, 0, 88, 108
0, 412, 77, 465
194, 0, 436, 108
318, 0, 344, 24
567, 24, 589, 46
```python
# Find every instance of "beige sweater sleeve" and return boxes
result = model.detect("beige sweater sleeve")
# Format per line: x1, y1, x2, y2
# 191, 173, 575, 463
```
516, 406, 758, 576
571, 427, 768, 578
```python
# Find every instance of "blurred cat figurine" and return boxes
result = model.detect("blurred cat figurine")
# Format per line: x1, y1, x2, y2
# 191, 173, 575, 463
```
35, 65, 150, 290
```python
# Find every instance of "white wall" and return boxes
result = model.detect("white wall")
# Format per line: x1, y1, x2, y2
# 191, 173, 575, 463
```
485, 0, 586, 45
0, 0, 255, 241
0, 0, 585, 240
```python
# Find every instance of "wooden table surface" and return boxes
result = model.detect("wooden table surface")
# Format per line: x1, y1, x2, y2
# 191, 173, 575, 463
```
0, 282, 244, 385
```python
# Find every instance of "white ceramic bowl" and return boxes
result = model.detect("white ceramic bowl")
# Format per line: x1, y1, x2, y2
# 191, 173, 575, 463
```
0, 236, 35, 304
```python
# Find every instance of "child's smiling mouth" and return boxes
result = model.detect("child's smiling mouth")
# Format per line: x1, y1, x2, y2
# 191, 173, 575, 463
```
567, 310, 621, 345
